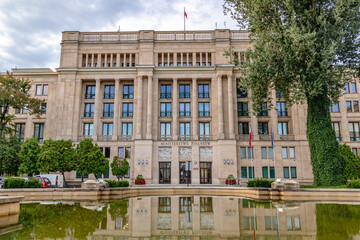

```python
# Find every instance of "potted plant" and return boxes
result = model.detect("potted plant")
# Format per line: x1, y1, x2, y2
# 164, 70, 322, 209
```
225, 174, 237, 185
135, 175, 146, 185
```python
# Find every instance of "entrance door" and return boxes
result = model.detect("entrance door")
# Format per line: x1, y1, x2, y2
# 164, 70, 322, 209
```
200, 162, 212, 184
179, 162, 192, 184
159, 162, 171, 184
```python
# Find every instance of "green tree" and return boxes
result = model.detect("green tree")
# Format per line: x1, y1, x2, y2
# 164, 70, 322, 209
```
38, 139, 77, 187
0, 136, 21, 176
76, 139, 109, 180
18, 138, 41, 176
224, 0, 360, 186
111, 156, 130, 181
0, 72, 44, 136
339, 144, 360, 182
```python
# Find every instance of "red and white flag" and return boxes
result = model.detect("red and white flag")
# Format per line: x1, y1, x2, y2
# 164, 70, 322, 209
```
184, 10, 188, 19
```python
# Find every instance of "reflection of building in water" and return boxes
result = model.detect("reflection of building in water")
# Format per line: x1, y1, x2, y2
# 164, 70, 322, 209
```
90, 196, 316, 239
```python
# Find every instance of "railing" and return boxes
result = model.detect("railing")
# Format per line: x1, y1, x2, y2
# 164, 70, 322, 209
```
160, 93, 171, 99
85, 93, 95, 99
82, 33, 138, 42
198, 111, 210, 117
179, 93, 191, 98
160, 135, 172, 141
237, 92, 248, 98
199, 135, 212, 140
279, 134, 294, 141
179, 111, 191, 117
156, 32, 212, 41
122, 112, 133, 117
160, 112, 172, 117
231, 32, 250, 40
238, 111, 249, 117
198, 93, 210, 98
277, 111, 288, 117
350, 133, 360, 141
84, 112, 94, 117
179, 135, 192, 141
104, 93, 115, 99
258, 111, 268, 117
103, 112, 114, 117
123, 93, 134, 99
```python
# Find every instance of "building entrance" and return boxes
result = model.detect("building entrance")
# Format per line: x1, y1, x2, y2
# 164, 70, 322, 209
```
200, 162, 212, 184
159, 162, 171, 184
179, 161, 192, 184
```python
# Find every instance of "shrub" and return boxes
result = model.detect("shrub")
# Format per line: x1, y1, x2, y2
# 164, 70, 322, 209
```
346, 179, 360, 188
24, 178, 41, 188
105, 180, 117, 188
3, 178, 25, 188
247, 178, 274, 188
105, 180, 129, 188
118, 180, 129, 187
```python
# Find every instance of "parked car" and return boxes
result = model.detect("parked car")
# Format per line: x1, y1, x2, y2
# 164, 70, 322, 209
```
35, 174, 64, 188
0, 177, 5, 188
34, 177, 52, 188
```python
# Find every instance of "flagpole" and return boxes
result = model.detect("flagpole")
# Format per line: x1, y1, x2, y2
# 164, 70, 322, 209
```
184, 7, 186, 32
272, 128, 276, 179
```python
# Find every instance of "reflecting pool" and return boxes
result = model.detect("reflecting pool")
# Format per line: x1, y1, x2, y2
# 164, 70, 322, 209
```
1, 196, 360, 239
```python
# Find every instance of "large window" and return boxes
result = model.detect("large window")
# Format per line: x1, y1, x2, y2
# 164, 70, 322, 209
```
198, 102, 210, 116
85, 85, 96, 99
15, 123, 25, 142
345, 82, 357, 93
103, 103, 114, 117
179, 84, 191, 98
261, 147, 273, 159
238, 122, 249, 135
346, 101, 359, 112
160, 103, 172, 117
179, 103, 191, 116
278, 122, 288, 135
104, 85, 115, 99
282, 147, 295, 159
84, 123, 93, 136
199, 122, 210, 136
122, 103, 133, 117
118, 147, 131, 159
262, 166, 275, 179
240, 147, 253, 159
159, 163, 171, 184
36, 84, 48, 96
283, 167, 297, 179
237, 102, 248, 116
84, 103, 94, 117
103, 123, 113, 135
122, 123, 133, 135
258, 122, 269, 135
237, 85, 248, 98
349, 122, 360, 141
258, 102, 268, 116
123, 85, 134, 99
36, 85, 42, 96
34, 123, 44, 142
160, 122, 171, 138
179, 122, 191, 138
277, 102, 287, 116
160, 84, 171, 98
198, 84, 209, 98
332, 122, 341, 141
329, 103, 340, 112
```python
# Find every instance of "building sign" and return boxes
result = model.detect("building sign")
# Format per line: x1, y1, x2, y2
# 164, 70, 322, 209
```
159, 141, 211, 146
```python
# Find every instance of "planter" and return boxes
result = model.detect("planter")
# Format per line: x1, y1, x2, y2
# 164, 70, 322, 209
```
135, 179, 146, 185
225, 179, 237, 185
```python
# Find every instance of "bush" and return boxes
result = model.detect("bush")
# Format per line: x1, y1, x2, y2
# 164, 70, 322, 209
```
105, 180, 129, 188
247, 178, 274, 188
346, 179, 360, 188
24, 178, 41, 188
3, 178, 25, 188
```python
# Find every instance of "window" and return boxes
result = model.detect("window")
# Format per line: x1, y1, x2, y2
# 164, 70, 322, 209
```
240, 147, 253, 159
103, 103, 114, 117
122, 103, 133, 117
261, 147, 267, 159
100, 147, 111, 158
179, 122, 191, 137
85, 85, 96, 99
43, 84, 48, 95
199, 122, 210, 136
349, 122, 360, 141
278, 122, 288, 135
118, 147, 131, 159
22, 104, 28, 114
41, 103, 47, 114
237, 85, 247, 98
179, 103, 191, 116
33, 123, 44, 142
345, 82, 357, 93
276, 90, 284, 98
36, 85, 42, 95
241, 167, 247, 178
160, 103, 172, 117
283, 167, 290, 178
282, 147, 288, 158
270, 167, 275, 178
15, 123, 25, 142
282, 147, 295, 159
344, 83, 350, 93
262, 167, 268, 178
160, 84, 172, 98
329, 103, 340, 112
249, 167, 255, 178
237, 102, 248, 116
123, 85, 134, 99
84, 103, 94, 117
103, 123, 113, 135
198, 84, 209, 98
84, 123, 93, 136
351, 82, 357, 93
238, 122, 249, 135
258, 122, 269, 135
258, 102, 268, 116
352, 148, 358, 156
160, 122, 171, 137
289, 147, 295, 158
122, 123, 133, 135
291, 167, 297, 178
198, 102, 210, 116
277, 102, 287, 116
346, 101, 359, 112
104, 85, 115, 99
179, 84, 191, 98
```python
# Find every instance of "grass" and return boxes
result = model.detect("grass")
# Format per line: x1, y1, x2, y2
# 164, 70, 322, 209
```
300, 185, 347, 189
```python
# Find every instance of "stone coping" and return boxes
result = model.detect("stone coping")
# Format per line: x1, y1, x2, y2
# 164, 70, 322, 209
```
0, 196, 24, 204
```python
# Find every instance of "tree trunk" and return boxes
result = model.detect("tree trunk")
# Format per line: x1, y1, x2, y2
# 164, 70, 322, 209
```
307, 92, 345, 186
62, 172, 67, 188
81, 174, 83, 182
117, 176, 120, 181
94, 174, 98, 180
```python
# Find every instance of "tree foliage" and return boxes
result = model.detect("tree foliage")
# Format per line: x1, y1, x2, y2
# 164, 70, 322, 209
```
224, 0, 360, 186
18, 138, 41, 176
76, 139, 109, 179
339, 144, 360, 182
0, 72, 44, 136
111, 156, 129, 181
0, 136, 21, 176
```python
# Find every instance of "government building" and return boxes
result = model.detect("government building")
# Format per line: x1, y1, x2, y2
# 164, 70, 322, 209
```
9, 29, 360, 185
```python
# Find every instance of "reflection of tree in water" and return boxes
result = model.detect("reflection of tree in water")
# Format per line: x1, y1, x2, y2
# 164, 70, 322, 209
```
317, 204, 360, 240
3, 203, 107, 240
109, 200, 129, 220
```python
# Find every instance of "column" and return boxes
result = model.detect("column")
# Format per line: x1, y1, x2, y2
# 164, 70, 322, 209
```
91, 54, 94, 67
110, 53, 113, 67
116, 53, 120, 67
192, 78, 198, 140
93, 79, 101, 141
218, 75, 224, 139
146, 76, 153, 139
172, 78, 178, 140
104, 53, 107, 67
136, 76, 143, 139
97, 53, 101, 67
129, 53, 132, 67
228, 75, 235, 139
85, 54, 88, 67
174, 52, 177, 66
153, 78, 159, 140
112, 78, 120, 140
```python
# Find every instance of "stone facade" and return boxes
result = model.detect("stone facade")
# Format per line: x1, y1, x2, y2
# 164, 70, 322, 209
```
7, 29, 360, 184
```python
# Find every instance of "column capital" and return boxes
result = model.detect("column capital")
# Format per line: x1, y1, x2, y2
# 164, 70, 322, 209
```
95, 78, 101, 83
192, 77, 197, 81
217, 75, 223, 80
227, 75, 233, 80
148, 75, 153, 81
173, 78, 178, 82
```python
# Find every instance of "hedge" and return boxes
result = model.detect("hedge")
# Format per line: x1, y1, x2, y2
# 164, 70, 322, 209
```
105, 180, 129, 188
247, 178, 274, 188
3, 178, 25, 188
24, 178, 41, 188
346, 179, 360, 189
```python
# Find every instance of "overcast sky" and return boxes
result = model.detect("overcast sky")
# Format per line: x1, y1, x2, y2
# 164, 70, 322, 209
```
0, 0, 239, 72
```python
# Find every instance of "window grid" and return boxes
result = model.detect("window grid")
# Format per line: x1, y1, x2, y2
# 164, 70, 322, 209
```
122, 103, 133, 117
160, 84, 172, 98
179, 84, 191, 98
104, 85, 115, 99
122, 123, 133, 135
179, 102, 191, 116
198, 84, 209, 98
160, 103, 172, 117
123, 85, 134, 99
198, 102, 210, 117
103, 103, 114, 117
237, 102, 248, 116
85, 85, 96, 99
